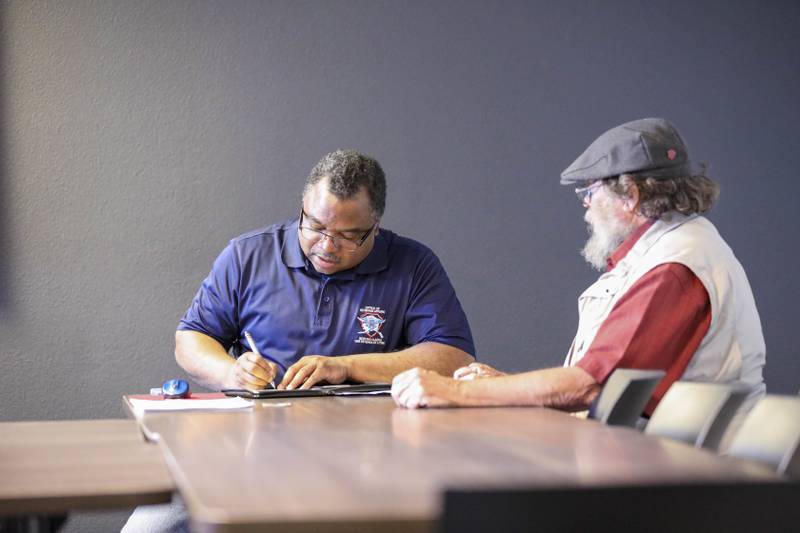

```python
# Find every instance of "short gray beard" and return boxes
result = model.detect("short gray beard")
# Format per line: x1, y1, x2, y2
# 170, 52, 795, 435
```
581, 211, 637, 271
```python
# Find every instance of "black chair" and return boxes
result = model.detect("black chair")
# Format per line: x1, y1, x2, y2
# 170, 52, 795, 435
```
441, 481, 800, 533
588, 369, 665, 428
726, 394, 800, 478
0, 515, 67, 533
644, 381, 749, 451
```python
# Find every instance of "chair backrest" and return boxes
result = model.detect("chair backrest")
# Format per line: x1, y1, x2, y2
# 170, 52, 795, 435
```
588, 369, 665, 427
644, 381, 750, 451
440, 481, 800, 533
726, 395, 800, 478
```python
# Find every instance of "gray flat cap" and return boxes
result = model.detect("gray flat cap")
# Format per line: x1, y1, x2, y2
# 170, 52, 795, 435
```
560, 118, 697, 185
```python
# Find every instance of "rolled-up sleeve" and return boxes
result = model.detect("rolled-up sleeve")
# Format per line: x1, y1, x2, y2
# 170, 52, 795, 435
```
577, 262, 711, 414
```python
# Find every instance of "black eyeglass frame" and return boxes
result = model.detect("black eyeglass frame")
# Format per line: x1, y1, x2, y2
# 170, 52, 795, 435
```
298, 209, 377, 252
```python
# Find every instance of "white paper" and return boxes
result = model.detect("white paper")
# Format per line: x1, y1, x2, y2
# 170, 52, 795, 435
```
129, 396, 253, 418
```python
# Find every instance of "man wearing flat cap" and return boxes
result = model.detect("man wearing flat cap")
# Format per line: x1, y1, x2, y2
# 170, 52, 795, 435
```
392, 118, 766, 435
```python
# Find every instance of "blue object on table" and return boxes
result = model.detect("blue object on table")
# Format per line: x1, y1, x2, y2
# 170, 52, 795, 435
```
161, 379, 190, 399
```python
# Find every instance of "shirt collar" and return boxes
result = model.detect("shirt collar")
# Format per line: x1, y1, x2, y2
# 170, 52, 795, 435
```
280, 218, 307, 268
280, 218, 389, 277
328, 230, 389, 280
606, 219, 656, 271
355, 230, 389, 275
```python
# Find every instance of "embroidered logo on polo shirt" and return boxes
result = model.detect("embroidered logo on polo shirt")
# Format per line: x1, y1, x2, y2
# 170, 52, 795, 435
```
355, 306, 386, 346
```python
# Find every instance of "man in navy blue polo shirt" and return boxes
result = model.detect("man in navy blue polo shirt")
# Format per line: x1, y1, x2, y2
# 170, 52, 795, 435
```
175, 149, 475, 391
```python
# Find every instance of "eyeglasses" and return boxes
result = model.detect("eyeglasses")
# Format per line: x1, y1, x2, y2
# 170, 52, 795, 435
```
298, 210, 377, 252
574, 180, 604, 205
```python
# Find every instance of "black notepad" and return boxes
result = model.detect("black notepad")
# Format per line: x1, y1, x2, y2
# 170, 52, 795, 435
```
221, 382, 391, 399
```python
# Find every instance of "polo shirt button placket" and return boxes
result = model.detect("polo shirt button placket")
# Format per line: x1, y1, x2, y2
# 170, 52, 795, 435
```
314, 279, 333, 328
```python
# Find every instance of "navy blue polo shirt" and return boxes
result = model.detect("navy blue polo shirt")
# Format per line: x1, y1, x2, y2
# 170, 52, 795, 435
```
178, 218, 475, 377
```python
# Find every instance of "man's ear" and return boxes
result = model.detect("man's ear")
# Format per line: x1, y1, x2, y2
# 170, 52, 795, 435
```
623, 182, 640, 213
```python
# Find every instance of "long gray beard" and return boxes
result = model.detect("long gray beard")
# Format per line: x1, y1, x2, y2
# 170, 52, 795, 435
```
581, 213, 637, 271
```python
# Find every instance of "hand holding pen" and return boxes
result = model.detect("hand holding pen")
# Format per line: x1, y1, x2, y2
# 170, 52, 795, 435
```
244, 331, 277, 389
222, 331, 278, 390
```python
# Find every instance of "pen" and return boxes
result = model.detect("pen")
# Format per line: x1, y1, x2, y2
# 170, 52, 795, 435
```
244, 331, 276, 389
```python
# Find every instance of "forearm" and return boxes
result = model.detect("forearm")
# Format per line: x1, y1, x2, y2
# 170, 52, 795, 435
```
451, 366, 601, 411
175, 330, 236, 390
342, 342, 474, 383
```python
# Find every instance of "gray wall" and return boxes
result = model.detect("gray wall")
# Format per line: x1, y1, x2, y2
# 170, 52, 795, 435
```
2, 0, 799, 530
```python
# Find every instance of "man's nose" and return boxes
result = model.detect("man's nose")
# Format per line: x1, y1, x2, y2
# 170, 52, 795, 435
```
318, 234, 339, 252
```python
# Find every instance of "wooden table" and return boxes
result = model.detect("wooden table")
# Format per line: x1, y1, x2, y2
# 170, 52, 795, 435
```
0, 419, 174, 516
133, 396, 779, 533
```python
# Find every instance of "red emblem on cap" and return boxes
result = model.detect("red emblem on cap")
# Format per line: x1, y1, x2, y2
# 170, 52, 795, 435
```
667, 149, 677, 160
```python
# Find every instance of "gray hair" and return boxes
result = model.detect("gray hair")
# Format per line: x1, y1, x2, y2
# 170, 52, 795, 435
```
304, 149, 386, 219
606, 170, 720, 219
